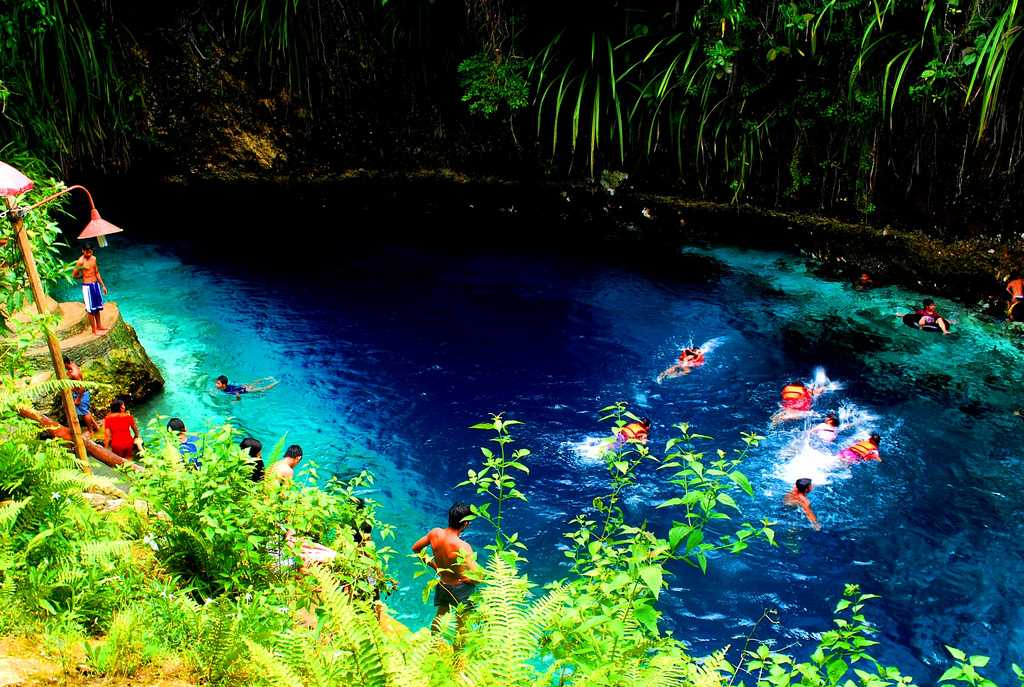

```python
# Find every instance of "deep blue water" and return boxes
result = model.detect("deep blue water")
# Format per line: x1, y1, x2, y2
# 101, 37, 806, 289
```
64, 211, 1024, 681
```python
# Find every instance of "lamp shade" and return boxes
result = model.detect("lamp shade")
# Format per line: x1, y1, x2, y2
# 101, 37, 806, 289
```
77, 208, 123, 246
0, 161, 33, 197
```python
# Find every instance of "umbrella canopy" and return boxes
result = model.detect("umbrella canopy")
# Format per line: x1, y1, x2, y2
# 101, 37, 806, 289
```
0, 161, 33, 197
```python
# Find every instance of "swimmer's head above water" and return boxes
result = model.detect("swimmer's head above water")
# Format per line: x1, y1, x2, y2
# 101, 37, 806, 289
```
824, 413, 839, 427
795, 478, 812, 494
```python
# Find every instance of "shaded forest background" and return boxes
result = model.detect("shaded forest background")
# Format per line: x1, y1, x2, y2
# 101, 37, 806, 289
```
1, 0, 1022, 234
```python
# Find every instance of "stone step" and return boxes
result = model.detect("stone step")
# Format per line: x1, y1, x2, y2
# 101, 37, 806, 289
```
7, 298, 90, 338
24, 302, 122, 361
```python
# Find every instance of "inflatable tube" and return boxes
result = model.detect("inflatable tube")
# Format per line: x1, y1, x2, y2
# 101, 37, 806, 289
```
1009, 300, 1024, 323
902, 313, 947, 332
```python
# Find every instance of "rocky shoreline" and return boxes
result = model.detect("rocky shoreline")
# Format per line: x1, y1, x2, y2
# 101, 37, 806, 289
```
134, 169, 1022, 308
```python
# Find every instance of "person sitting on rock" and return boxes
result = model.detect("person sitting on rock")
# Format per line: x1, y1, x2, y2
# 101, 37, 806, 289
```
64, 355, 99, 434
104, 398, 141, 460
215, 374, 279, 399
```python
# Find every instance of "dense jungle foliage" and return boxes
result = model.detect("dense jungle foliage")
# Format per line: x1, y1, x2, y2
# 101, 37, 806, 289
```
1, 0, 1022, 229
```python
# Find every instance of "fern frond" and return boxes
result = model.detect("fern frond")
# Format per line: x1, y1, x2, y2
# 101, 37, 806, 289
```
244, 639, 305, 687
305, 564, 389, 687
79, 539, 132, 565
383, 627, 436, 687
0, 498, 29, 532
461, 556, 538, 686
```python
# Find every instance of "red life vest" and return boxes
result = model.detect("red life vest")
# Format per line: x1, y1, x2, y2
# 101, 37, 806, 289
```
679, 349, 705, 365
845, 439, 878, 461
619, 422, 648, 441
780, 384, 812, 410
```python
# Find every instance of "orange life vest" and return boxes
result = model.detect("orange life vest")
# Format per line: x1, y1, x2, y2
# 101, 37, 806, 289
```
781, 384, 808, 401
846, 439, 878, 459
619, 422, 648, 440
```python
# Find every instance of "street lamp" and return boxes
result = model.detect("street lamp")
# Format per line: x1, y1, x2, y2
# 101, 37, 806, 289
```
1, 161, 125, 472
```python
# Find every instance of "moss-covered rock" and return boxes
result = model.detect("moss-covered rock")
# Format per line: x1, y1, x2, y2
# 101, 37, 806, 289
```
23, 301, 165, 421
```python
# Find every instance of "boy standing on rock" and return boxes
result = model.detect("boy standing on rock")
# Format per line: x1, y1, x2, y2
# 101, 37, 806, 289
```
72, 244, 108, 336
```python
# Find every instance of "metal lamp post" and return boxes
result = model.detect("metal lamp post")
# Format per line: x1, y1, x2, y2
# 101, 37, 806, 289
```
1, 161, 124, 473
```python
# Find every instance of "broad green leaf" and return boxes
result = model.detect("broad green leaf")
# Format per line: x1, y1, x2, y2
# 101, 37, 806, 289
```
638, 565, 663, 599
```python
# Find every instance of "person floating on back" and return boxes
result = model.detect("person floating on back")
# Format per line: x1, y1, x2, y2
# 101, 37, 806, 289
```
167, 418, 201, 467
838, 433, 881, 463
215, 374, 279, 399
657, 347, 706, 382
72, 244, 108, 336
268, 444, 303, 485
914, 298, 950, 335
411, 502, 479, 634
239, 436, 265, 481
809, 413, 840, 443
616, 417, 651, 446
772, 381, 824, 424
783, 478, 821, 531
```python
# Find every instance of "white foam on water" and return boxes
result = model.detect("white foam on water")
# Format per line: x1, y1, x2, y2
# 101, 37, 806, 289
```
773, 434, 850, 486
699, 335, 726, 355
566, 436, 613, 465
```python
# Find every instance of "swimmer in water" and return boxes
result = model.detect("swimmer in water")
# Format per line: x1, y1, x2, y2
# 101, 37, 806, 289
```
910, 298, 950, 335
616, 417, 651, 446
838, 433, 881, 462
215, 374, 279, 400
783, 478, 820, 531
809, 413, 840, 443
853, 272, 874, 291
657, 347, 706, 382
772, 380, 825, 424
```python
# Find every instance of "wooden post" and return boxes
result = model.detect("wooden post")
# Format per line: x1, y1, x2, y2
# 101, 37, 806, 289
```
5, 196, 91, 473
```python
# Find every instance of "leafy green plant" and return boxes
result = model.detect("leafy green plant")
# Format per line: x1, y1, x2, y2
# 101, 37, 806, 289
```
0, 413, 138, 632
458, 413, 530, 561
458, 50, 531, 119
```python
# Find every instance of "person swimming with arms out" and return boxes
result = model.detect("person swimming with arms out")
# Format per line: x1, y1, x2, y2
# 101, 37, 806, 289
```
783, 478, 821, 531
215, 374, 279, 400
772, 380, 825, 424
657, 347, 706, 382
838, 433, 881, 463
809, 413, 840, 443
